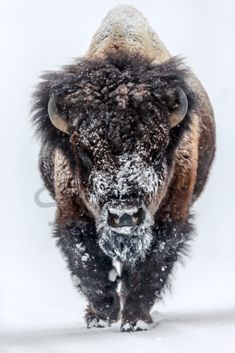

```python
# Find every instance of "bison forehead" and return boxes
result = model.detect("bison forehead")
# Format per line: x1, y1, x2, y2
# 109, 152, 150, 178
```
65, 74, 169, 153
68, 82, 150, 107
71, 107, 168, 156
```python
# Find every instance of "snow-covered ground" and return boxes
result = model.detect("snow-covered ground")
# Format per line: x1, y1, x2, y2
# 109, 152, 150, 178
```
1, 309, 235, 353
0, 0, 235, 352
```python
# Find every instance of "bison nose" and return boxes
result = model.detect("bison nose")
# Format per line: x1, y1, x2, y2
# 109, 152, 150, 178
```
107, 207, 145, 228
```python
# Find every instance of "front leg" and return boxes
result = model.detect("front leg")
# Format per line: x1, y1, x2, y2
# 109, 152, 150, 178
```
55, 218, 120, 327
121, 218, 193, 332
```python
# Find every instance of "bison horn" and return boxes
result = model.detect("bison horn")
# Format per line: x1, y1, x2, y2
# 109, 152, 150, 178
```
48, 94, 69, 134
165, 88, 188, 129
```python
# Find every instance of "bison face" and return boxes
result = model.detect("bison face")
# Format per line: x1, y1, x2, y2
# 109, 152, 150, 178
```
46, 55, 189, 265
69, 130, 171, 265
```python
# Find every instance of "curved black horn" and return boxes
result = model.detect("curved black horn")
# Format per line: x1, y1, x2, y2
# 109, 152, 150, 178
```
169, 88, 188, 128
48, 94, 69, 134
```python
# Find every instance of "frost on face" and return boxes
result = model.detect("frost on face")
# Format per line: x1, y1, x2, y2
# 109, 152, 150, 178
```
89, 152, 161, 206
83, 151, 168, 265
115, 153, 159, 198
76, 141, 169, 265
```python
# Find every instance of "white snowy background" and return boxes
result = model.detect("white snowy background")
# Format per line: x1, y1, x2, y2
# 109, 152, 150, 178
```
0, 0, 235, 352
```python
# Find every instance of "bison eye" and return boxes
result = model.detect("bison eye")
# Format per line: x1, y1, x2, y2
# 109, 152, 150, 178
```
77, 148, 94, 180
151, 150, 164, 166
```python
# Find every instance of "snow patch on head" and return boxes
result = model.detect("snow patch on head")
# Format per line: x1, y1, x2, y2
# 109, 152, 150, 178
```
115, 153, 159, 198
88, 151, 164, 209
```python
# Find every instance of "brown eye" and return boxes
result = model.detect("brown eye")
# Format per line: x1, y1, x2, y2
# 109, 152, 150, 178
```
77, 147, 94, 181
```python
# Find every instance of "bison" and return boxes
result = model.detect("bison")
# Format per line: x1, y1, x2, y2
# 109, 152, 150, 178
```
32, 5, 215, 332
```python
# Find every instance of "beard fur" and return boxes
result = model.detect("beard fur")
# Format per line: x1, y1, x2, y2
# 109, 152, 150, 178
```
98, 227, 153, 267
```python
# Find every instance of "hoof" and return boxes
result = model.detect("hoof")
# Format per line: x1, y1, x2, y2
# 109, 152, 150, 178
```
120, 320, 149, 332
87, 316, 111, 329
86, 306, 111, 329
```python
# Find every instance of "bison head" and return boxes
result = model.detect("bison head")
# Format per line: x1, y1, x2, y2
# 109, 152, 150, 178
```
34, 53, 193, 265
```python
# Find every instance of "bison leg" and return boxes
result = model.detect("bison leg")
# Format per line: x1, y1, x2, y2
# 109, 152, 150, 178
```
56, 219, 120, 327
121, 218, 193, 332
121, 260, 173, 332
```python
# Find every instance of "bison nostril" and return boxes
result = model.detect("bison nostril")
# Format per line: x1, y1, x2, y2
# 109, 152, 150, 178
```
107, 211, 121, 227
107, 207, 145, 228
132, 215, 139, 224
131, 208, 145, 225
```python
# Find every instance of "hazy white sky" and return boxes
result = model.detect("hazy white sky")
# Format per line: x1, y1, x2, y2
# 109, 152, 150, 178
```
0, 1, 234, 349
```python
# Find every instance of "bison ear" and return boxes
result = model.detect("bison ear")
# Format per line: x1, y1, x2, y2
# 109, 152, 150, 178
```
161, 87, 188, 129
48, 93, 69, 134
